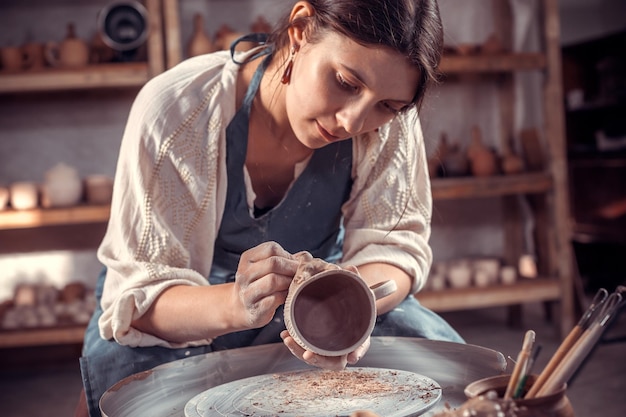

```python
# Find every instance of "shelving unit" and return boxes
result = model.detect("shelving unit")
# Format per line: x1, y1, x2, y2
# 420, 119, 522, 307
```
416, 0, 576, 338
1, 0, 576, 345
0, 0, 164, 347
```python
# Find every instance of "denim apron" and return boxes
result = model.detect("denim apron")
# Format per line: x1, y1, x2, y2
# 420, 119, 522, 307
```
80, 40, 463, 417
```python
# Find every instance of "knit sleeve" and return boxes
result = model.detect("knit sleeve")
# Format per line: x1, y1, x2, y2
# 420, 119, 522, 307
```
340, 110, 433, 294
97, 53, 235, 348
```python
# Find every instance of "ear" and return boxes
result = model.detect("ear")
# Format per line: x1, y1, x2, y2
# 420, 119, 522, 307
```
287, 1, 315, 48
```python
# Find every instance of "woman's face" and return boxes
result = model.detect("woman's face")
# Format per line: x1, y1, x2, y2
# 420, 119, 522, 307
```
285, 30, 420, 149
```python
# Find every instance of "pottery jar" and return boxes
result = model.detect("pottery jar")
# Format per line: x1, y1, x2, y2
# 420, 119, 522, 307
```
1, 46, 24, 72
22, 42, 46, 70
0, 186, 9, 210
284, 267, 397, 356
187, 13, 214, 57
468, 126, 498, 177
10, 182, 39, 210
84, 175, 114, 205
464, 374, 574, 417
46, 23, 89, 68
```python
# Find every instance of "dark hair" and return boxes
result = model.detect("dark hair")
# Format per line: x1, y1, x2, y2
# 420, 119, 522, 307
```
268, 0, 443, 109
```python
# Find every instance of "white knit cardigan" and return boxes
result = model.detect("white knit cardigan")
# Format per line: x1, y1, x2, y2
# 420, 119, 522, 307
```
97, 50, 433, 348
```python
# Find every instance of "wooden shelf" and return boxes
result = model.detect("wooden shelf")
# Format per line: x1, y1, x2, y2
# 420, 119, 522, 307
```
0, 63, 151, 94
0, 205, 110, 230
416, 279, 562, 312
0, 325, 85, 348
431, 172, 553, 200
440, 52, 547, 74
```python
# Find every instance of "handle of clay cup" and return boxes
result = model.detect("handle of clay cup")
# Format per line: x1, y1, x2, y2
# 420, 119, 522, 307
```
369, 280, 398, 300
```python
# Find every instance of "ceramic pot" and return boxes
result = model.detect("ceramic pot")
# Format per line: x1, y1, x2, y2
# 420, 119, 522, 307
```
46, 23, 89, 68
214, 25, 254, 52
284, 268, 396, 356
1, 46, 24, 72
464, 374, 574, 417
84, 175, 113, 205
468, 126, 498, 177
21, 42, 46, 70
10, 182, 39, 210
187, 13, 214, 57
41, 163, 83, 208
0, 186, 9, 210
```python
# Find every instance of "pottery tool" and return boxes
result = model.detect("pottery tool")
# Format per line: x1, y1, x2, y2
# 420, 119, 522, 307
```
513, 344, 542, 399
535, 290, 623, 397
525, 288, 608, 398
504, 329, 535, 400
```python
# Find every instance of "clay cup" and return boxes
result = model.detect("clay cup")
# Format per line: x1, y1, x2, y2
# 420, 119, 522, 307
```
284, 268, 397, 357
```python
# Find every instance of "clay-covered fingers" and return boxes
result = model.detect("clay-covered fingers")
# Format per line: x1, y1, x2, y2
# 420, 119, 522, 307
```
234, 242, 300, 328
347, 336, 370, 365
280, 330, 348, 371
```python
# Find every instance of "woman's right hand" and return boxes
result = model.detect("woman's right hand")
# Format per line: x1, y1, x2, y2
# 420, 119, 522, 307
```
232, 241, 304, 329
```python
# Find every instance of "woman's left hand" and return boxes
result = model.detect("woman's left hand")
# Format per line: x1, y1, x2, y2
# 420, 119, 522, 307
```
280, 330, 371, 371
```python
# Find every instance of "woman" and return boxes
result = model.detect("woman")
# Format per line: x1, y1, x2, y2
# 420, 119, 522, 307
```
77, 1, 463, 415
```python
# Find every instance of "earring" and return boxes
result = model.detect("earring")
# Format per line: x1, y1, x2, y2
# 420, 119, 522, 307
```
281, 46, 297, 85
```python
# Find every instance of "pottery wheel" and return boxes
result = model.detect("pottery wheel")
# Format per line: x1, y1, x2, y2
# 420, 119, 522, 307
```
184, 367, 441, 417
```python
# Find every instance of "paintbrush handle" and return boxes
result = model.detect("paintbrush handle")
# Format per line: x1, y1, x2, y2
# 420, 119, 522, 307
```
535, 323, 603, 397
525, 326, 582, 399
504, 330, 535, 400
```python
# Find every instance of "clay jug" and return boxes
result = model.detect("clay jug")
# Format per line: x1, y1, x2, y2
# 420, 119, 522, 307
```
463, 374, 574, 417
284, 259, 396, 357
214, 24, 252, 52
41, 163, 83, 208
501, 140, 525, 175
46, 23, 89, 68
250, 16, 273, 33
187, 14, 214, 57
468, 126, 498, 177
22, 42, 46, 70
1, 46, 24, 72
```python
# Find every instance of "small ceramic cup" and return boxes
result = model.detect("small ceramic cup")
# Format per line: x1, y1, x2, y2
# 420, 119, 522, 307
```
284, 268, 397, 357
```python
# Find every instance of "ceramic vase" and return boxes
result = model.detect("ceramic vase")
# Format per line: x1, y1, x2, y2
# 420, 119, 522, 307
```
468, 126, 498, 177
187, 14, 214, 57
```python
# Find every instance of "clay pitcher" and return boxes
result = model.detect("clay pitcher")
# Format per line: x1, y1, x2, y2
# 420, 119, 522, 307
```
187, 13, 214, 57
46, 23, 89, 68
468, 125, 498, 177
22, 42, 46, 70
1, 46, 24, 72
284, 264, 396, 357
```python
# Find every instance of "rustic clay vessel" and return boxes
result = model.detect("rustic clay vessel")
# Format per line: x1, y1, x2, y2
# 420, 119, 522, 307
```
84, 175, 114, 205
21, 42, 46, 70
214, 25, 254, 52
501, 143, 525, 175
10, 182, 39, 210
46, 23, 89, 68
467, 126, 498, 177
1, 46, 24, 72
464, 374, 574, 417
41, 163, 83, 208
187, 13, 215, 57
0, 186, 9, 210
284, 267, 397, 356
